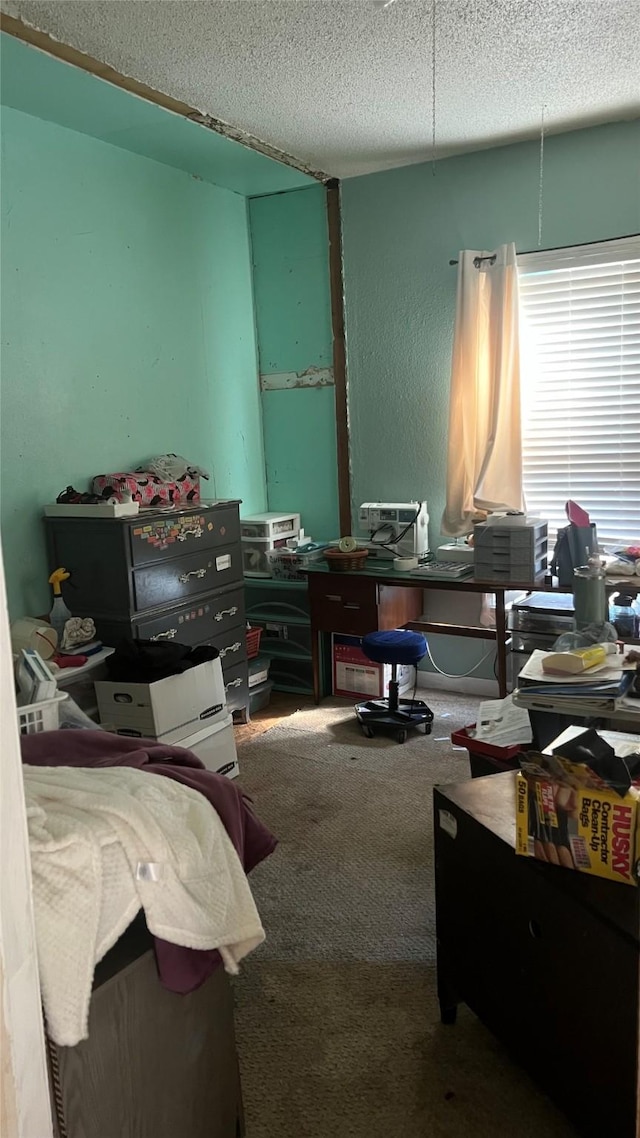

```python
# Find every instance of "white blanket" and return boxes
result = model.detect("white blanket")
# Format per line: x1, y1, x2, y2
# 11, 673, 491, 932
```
24, 765, 265, 1046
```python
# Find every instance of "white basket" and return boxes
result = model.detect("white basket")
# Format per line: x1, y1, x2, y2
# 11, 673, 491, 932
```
17, 692, 68, 735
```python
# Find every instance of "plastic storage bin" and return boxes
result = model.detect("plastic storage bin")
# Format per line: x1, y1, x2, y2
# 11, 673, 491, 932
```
451, 724, 524, 778
252, 620, 312, 657
246, 625, 263, 659
244, 579, 310, 622
242, 537, 290, 577
248, 655, 271, 688
266, 545, 327, 582
249, 679, 274, 715
17, 691, 68, 735
240, 512, 300, 540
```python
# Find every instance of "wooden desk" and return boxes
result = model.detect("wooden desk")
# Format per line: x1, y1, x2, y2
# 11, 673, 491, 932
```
307, 566, 553, 700
434, 773, 639, 1138
307, 566, 639, 702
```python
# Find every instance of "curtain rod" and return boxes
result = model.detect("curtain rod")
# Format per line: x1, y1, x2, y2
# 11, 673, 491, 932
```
448, 232, 640, 267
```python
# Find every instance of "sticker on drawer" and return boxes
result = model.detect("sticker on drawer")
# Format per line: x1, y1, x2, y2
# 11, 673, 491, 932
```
438, 810, 458, 839
216, 554, 232, 571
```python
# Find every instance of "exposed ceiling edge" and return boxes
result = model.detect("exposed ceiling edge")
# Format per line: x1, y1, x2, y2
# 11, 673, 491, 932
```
0, 12, 333, 185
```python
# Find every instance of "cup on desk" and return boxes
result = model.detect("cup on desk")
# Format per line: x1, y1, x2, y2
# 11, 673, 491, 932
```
573, 566, 607, 628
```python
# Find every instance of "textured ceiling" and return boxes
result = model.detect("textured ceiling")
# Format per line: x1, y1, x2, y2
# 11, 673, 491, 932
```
2, 0, 639, 178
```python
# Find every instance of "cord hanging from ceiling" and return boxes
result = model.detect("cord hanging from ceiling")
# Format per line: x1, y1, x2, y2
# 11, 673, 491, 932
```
431, 0, 437, 174
538, 104, 546, 248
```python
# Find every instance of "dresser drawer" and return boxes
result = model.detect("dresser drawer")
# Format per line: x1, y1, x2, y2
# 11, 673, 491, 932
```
128, 506, 240, 567
222, 662, 249, 715
132, 545, 242, 612
206, 624, 247, 672
133, 587, 245, 645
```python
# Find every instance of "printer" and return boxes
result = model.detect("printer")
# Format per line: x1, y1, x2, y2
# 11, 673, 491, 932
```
358, 501, 429, 561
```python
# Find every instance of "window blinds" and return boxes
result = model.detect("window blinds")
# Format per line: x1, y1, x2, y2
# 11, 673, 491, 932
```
517, 238, 640, 547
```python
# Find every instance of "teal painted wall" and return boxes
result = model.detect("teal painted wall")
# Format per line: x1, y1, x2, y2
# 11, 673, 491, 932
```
1, 32, 315, 197
1, 105, 265, 617
249, 185, 339, 542
341, 119, 640, 679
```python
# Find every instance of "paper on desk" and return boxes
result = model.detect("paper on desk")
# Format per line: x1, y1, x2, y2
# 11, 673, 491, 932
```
474, 695, 532, 746
518, 649, 625, 685
619, 696, 640, 719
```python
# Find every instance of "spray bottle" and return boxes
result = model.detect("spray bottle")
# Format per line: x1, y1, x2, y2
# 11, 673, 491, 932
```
48, 568, 73, 641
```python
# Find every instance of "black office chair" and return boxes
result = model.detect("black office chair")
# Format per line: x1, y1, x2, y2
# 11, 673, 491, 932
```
355, 629, 434, 743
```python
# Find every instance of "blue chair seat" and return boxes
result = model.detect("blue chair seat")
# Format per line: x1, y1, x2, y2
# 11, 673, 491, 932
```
361, 629, 427, 667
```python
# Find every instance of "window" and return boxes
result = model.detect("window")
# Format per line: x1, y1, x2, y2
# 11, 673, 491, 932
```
518, 237, 640, 547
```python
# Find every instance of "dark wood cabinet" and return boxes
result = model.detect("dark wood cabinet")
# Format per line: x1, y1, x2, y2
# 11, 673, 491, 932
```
434, 773, 639, 1138
47, 920, 244, 1138
308, 570, 423, 697
45, 501, 249, 719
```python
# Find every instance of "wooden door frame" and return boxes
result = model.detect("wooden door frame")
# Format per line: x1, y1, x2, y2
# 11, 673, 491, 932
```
0, 548, 53, 1138
326, 181, 352, 536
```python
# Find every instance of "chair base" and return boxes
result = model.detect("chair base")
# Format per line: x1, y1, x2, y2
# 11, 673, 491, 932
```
355, 698, 434, 744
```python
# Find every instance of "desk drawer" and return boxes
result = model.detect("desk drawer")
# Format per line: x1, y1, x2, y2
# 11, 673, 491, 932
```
312, 597, 379, 636
310, 575, 379, 606
133, 545, 242, 611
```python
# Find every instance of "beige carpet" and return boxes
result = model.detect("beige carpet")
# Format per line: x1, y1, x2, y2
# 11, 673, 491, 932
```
233, 691, 577, 1138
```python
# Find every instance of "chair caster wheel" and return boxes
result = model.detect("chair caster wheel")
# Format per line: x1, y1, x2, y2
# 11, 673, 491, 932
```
362, 724, 374, 739
397, 729, 408, 744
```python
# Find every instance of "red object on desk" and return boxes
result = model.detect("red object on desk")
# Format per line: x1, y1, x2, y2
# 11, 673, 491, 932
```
53, 654, 88, 668
565, 499, 591, 527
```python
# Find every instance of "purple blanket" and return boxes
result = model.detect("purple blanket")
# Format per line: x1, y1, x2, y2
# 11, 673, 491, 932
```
22, 730, 276, 994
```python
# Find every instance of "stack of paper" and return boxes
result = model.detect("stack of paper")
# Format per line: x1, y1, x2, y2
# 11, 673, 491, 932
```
515, 649, 635, 712
474, 696, 533, 747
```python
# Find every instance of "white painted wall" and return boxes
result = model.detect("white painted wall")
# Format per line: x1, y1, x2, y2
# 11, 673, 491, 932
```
0, 545, 53, 1138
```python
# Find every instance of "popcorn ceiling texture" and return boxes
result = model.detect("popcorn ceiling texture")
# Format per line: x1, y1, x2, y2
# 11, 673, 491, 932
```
2, 0, 639, 178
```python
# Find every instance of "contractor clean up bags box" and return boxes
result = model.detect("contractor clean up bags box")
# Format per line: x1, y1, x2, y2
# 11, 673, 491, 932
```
96, 658, 226, 743
515, 751, 640, 887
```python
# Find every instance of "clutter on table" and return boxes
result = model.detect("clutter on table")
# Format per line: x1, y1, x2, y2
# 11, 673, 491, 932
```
93, 453, 209, 507
324, 544, 369, 571
241, 511, 301, 576
473, 515, 548, 582
516, 727, 640, 885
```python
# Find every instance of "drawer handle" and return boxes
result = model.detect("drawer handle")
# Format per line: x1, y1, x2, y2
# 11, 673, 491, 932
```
214, 606, 239, 622
150, 628, 178, 641
178, 567, 208, 584
225, 678, 242, 690
344, 603, 361, 610
326, 594, 342, 602
219, 641, 242, 659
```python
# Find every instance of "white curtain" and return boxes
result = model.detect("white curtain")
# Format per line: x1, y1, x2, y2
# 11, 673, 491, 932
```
441, 243, 523, 537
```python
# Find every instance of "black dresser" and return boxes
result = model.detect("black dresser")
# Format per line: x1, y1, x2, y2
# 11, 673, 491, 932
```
45, 500, 249, 720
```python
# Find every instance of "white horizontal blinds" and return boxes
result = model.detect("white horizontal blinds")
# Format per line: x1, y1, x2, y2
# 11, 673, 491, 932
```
517, 237, 640, 547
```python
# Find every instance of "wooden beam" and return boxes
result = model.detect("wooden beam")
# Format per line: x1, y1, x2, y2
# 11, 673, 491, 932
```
0, 13, 331, 184
326, 181, 352, 536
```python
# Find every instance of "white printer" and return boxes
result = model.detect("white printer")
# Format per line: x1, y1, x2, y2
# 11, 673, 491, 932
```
358, 501, 429, 561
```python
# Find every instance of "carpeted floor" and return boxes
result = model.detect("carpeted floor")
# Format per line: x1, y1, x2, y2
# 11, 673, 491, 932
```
233, 691, 577, 1138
